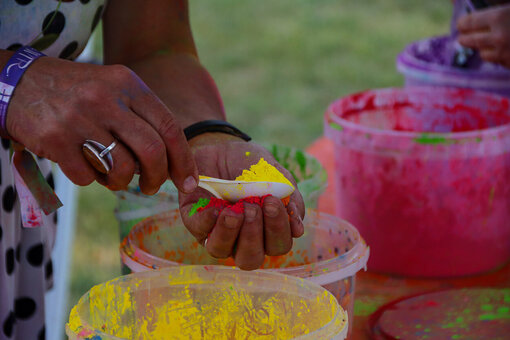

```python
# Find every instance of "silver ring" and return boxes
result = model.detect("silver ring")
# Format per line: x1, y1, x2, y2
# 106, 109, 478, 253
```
203, 238, 208, 248
82, 139, 116, 175
99, 141, 117, 157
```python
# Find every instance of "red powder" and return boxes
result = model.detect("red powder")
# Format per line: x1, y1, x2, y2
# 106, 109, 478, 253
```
198, 194, 282, 215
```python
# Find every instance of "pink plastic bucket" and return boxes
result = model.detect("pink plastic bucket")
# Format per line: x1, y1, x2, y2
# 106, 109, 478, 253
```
324, 87, 510, 278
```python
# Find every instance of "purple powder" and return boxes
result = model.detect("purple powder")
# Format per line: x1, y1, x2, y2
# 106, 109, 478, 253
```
409, 36, 455, 65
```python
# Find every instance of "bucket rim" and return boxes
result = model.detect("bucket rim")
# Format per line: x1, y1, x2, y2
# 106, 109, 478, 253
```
120, 209, 370, 284
324, 87, 510, 142
67, 265, 348, 339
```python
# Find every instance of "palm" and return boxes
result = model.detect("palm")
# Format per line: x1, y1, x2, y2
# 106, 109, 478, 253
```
197, 140, 288, 181
178, 134, 305, 270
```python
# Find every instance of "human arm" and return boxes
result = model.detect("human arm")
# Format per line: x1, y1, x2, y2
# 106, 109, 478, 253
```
457, 4, 510, 67
102, 0, 305, 270
1, 46, 198, 195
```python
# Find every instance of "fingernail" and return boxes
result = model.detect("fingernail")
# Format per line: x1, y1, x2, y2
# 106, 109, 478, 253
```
245, 206, 257, 222
264, 203, 279, 217
224, 215, 240, 229
183, 176, 198, 193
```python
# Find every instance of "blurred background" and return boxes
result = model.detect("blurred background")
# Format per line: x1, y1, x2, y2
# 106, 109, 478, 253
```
67, 0, 452, 319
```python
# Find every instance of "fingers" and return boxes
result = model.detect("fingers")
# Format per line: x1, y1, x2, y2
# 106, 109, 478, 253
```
458, 31, 494, 50
57, 152, 96, 187
278, 164, 306, 239
93, 140, 137, 191
206, 208, 243, 258
262, 196, 292, 256
457, 12, 491, 34
107, 108, 168, 194
289, 191, 305, 238
54, 124, 119, 187
180, 197, 220, 244
234, 203, 265, 270
288, 201, 304, 238
129, 81, 198, 194
480, 48, 510, 65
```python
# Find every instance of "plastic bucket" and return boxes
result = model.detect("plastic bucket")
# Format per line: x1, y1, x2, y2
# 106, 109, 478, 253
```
66, 265, 348, 339
115, 180, 179, 243
397, 35, 510, 97
120, 209, 369, 334
324, 87, 510, 278
115, 180, 179, 274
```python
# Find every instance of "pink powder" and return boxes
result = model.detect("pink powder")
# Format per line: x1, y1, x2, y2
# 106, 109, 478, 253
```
198, 195, 273, 215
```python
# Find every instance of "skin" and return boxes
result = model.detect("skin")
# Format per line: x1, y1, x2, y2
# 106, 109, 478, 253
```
5, 56, 197, 194
2, 0, 305, 270
457, 3, 510, 67
181, 133, 305, 270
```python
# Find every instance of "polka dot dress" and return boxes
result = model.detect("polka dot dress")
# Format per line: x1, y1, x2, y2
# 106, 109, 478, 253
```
0, 1, 105, 339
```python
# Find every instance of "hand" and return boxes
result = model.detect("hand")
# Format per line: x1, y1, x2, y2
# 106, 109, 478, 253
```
179, 132, 305, 270
6, 55, 198, 194
457, 4, 510, 67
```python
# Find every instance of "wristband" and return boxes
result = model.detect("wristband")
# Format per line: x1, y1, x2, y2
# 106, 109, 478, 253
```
0, 46, 46, 138
184, 119, 252, 142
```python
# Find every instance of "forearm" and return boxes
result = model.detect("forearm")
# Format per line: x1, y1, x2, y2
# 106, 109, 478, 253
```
126, 52, 226, 128
102, 0, 224, 128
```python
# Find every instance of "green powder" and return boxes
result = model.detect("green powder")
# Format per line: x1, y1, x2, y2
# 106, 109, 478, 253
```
329, 122, 344, 131
413, 133, 454, 145
189, 198, 211, 217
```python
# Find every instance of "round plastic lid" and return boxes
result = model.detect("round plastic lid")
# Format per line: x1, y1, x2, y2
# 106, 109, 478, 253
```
369, 288, 510, 340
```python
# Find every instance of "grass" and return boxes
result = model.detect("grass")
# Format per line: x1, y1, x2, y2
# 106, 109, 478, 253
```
67, 0, 451, 322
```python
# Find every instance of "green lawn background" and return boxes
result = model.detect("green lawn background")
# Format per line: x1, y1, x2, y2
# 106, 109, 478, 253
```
68, 0, 451, 317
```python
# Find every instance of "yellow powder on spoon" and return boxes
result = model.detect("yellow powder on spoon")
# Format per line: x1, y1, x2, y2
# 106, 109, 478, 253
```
236, 158, 294, 189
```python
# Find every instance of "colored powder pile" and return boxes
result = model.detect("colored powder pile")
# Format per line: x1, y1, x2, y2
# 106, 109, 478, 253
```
67, 270, 343, 339
189, 195, 291, 217
236, 158, 294, 188
190, 158, 293, 216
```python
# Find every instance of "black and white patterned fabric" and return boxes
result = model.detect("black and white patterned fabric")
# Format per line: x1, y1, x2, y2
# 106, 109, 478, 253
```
0, 1, 105, 339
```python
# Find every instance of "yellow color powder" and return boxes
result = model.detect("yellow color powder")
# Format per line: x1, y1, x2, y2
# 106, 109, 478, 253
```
236, 158, 294, 188
67, 267, 346, 339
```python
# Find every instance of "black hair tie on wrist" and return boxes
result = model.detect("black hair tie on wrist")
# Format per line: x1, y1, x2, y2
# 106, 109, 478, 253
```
184, 120, 252, 142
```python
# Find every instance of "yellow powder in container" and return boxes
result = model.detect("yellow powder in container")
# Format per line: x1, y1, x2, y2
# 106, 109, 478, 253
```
236, 158, 294, 189
66, 267, 345, 339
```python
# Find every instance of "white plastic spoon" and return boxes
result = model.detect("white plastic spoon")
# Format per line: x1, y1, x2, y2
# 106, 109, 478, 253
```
198, 176, 295, 202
